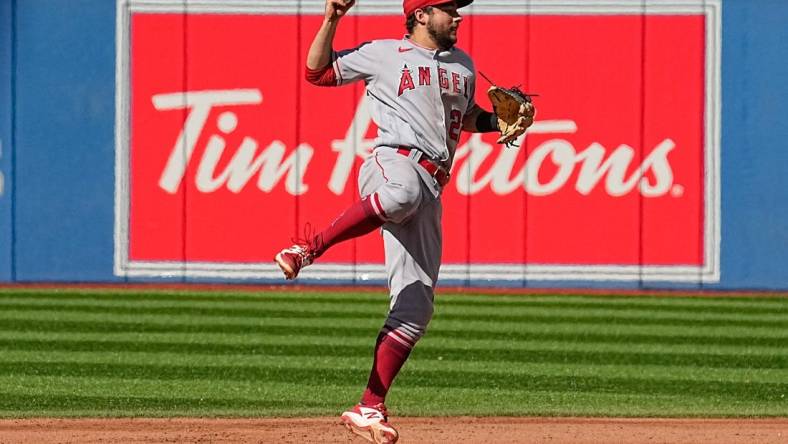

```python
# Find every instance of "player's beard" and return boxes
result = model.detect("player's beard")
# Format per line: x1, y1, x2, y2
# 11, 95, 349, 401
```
427, 20, 457, 50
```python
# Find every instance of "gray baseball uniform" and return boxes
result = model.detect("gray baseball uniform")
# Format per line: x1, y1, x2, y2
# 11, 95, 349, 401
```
334, 36, 476, 340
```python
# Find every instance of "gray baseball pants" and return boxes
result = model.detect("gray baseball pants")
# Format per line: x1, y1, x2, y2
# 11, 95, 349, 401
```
357, 146, 443, 343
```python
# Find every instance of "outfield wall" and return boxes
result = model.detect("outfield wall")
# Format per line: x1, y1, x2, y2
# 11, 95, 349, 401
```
0, 0, 786, 290
0, 0, 12, 281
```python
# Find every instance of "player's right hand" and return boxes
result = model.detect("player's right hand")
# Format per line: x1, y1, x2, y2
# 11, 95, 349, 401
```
326, 0, 355, 20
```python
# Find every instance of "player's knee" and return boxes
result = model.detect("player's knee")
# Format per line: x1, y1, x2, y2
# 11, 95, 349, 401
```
387, 281, 435, 337
379, 183, 422, 223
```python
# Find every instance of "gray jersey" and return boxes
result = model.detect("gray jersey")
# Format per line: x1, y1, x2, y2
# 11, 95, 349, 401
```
332, 36, 476, 169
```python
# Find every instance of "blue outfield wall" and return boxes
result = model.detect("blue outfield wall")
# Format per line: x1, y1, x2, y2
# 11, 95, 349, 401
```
0, 0, 12, 281
1, 0, 787, 290
11, 0, 116, 282
720, 0, 788, 289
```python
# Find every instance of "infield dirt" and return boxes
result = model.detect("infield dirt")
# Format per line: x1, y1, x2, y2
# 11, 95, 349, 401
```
0, 417, 786, 443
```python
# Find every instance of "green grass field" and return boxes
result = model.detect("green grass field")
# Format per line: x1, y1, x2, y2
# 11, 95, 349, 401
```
0, 287, 786, 418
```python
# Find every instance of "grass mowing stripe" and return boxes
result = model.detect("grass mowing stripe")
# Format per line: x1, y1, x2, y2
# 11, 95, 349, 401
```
2, 296, 786, 321
1, 314, 785, 344
0, 361, 784, 402
0, 300, 389, 319
2, 389, 784, 418
2, 327, 787, 356
1, 294, 785, 316
0, 317, 375, 335
3, 288, 785, 308
1, 319, 785, 348
1, 312, 785, 349
389, 388, 788, 417
4, 351, 786, 384
0, 392, 327, 412
1, 328, 784, 356
2, 304, 785, 328
0, 375, 353, 401
1, 338, 784, 369
441, 294, 788, 309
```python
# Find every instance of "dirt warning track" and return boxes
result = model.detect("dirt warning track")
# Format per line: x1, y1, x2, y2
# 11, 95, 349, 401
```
0, 417, 786, 443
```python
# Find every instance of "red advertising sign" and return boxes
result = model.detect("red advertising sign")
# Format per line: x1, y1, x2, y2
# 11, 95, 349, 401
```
115, 1, 721, 282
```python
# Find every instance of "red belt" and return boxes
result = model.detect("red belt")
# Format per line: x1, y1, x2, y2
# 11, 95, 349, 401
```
396, 147, 451, 187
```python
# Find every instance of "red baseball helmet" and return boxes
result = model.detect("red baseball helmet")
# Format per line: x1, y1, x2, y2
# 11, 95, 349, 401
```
403, 0, 473, 17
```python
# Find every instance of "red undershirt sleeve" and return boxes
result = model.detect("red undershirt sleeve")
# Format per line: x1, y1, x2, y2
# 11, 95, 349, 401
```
305, 63, 338, 86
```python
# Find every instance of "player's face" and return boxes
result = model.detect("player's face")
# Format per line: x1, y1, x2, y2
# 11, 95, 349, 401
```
426, 3, 462, 49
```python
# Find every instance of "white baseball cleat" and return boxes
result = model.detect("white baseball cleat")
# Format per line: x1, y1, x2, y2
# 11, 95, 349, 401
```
274, 244, 314, 280
340, 403, 399, 444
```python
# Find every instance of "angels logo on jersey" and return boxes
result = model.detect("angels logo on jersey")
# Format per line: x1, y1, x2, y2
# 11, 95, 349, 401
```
397, 64, 470, 98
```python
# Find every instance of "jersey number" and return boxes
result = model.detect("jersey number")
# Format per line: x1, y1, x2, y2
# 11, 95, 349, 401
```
449, 109, 462, 142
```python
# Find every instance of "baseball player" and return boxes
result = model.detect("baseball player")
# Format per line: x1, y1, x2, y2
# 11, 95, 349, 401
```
275, 0, 534, 442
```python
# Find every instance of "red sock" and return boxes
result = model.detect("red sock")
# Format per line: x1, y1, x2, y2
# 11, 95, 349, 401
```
361, 331, 413, 406
311, 194, 385, 258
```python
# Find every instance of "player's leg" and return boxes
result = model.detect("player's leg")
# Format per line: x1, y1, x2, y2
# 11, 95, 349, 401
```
361, 193, 441, 406
275, 149, 423, 280
342, 176, 441, 444
274, 192, 385, 279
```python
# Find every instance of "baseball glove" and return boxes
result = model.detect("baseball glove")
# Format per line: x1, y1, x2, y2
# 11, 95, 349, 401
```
487, 86, 536, 147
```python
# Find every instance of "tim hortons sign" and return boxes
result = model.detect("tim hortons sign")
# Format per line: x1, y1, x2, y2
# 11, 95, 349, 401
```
115, 0, 721, 283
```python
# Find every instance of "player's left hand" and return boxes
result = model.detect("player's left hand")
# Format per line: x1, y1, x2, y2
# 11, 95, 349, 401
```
488, 86, 536, 147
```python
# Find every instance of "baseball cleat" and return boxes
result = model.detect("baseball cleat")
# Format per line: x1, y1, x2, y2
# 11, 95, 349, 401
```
340, 403, 399, 444
274, 244, 314, 280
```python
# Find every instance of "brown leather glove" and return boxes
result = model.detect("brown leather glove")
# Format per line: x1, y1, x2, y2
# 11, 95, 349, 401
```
487, 86, 536, 147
